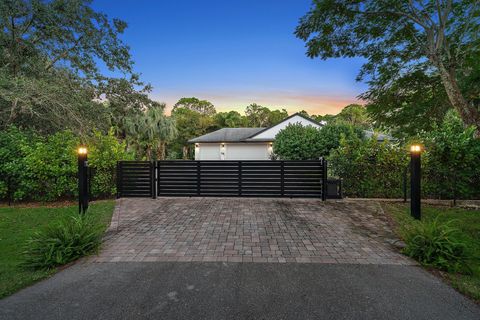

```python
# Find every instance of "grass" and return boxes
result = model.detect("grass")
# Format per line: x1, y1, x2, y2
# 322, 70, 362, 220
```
381, 202, 480, 302
0, 201, 114, 299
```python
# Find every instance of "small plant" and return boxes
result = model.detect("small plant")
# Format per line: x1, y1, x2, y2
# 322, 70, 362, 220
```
23, 215, 103, 270
402, 218, 471, 273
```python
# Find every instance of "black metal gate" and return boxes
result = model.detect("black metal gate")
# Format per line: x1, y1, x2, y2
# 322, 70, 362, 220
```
117, 160, 328, 200
116, 161, 156, 198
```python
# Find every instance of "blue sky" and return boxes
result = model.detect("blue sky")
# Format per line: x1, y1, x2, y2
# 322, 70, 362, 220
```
93, 0, 367, 115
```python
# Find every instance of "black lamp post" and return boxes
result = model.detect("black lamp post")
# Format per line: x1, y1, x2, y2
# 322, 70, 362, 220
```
78, 146, 89, 214
410, 144, 422, 220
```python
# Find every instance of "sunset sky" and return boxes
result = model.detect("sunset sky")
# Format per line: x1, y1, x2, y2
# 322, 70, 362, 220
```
93, 0, 368, 116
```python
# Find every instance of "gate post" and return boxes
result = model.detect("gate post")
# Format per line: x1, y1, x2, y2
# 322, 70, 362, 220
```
321, 158, 327, 201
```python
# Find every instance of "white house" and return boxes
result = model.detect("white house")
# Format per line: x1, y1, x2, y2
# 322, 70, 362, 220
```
189, 113, 323, 160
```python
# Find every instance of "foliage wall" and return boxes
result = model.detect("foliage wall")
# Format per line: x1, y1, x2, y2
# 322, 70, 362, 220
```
0, 127, 132, 202
328, 115, 480, 199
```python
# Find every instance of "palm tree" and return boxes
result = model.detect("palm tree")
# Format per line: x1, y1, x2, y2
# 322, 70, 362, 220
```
124, 103, 177, 160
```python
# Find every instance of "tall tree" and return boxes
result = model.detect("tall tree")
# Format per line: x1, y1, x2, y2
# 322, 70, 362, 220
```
335, 104, 371, 129
172, 97, 216, 116
244, 103, 288, 127
124, 104, 177, 160
0, 0, 148, 135
365, 71, 450, 137
296, 0, 480, 136
213, 111, 247, 128
171, 107, 215, 159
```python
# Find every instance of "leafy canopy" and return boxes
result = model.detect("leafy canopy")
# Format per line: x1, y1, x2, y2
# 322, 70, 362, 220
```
0, 0, 157, 135
173, 97, 216, 116
296, 0, 480, 135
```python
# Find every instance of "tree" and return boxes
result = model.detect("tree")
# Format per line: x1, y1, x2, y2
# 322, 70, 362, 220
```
365, 71, 450, 137
296, 0, 480, 136
244, 103, 272, 127
172, 97, 216, 116
268, 108, 289, 126
124, 104, 177, 160
213, 111, 247, 128
171, 107, 215, 159
244, 103, 288, 127
335, 104, 371, 129
101, 76, 159, 141
273, 123, 324, 160
0, 0, 149, 135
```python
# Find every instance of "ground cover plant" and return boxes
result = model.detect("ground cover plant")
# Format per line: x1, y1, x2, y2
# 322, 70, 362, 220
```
382, 203, 480, 301
0, 201, 114, 298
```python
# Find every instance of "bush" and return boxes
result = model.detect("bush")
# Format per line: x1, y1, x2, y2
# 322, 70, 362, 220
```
0, 127, 38, 200
273, 123, 323, 160
402, 219, 471, 273
329, 134, 408, 197
0, 126, 132, 202
87, 129, 133, 198
316, 123, 364, 156
421, 110, 480, 200
23, 215, 103, 270
22, 131, 80, 201
273, 123, 363, 160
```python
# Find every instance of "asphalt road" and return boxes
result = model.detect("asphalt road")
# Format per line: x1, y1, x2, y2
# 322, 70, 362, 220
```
0, 262, 479, 320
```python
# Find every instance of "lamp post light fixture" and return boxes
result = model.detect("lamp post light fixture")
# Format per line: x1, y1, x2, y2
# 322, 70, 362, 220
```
410, 144, 423, 220
77, 146, 89, 214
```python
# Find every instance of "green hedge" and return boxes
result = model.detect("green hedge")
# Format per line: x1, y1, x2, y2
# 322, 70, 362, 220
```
329, 135, 408, 198
0, 127, 133, 202
329, 113, 480, 199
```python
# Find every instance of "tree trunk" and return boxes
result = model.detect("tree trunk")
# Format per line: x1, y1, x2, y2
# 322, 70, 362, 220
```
437, 63, 480, 137
182, 146, 189, 160
157, 142, 166, 160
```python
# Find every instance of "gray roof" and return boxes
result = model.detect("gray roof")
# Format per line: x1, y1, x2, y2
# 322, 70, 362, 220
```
188, 128, 265, 143
363, 130, 395, 141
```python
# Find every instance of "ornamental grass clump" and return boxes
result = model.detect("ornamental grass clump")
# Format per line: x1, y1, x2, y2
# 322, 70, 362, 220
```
402, 218, 472, 274
24, 215, 103, 270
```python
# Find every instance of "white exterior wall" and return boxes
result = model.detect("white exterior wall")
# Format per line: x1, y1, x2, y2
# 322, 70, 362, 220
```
249, 115, 321, 141
195, 143, 221, 160
195, 143, 271, 160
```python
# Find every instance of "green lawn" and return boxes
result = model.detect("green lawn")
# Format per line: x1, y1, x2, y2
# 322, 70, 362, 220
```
381, 202, 480, 302
0, 201, 115, 299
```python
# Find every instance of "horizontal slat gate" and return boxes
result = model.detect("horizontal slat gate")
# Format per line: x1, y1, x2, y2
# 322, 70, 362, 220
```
155, 160, 325, 198
117, 161, 155, 198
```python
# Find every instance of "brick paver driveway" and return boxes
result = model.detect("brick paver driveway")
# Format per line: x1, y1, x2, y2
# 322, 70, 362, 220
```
90, 197, 413, 265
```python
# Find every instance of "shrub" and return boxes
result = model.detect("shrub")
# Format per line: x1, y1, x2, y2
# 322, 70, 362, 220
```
0, 126, 132, 201
420, 110, 480, 200
273, 122, 364, 160
273, 123, 323, 160
0, 127, 38, 200
22, 131, 79, 201
402, 219, 471, 273
329, 134, 408, 197
316, 123, 364, 156
87, 129, 133, 198
23, 215, 103, 270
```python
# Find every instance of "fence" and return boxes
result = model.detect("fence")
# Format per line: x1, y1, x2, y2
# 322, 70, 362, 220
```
117, 160, 331, 199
